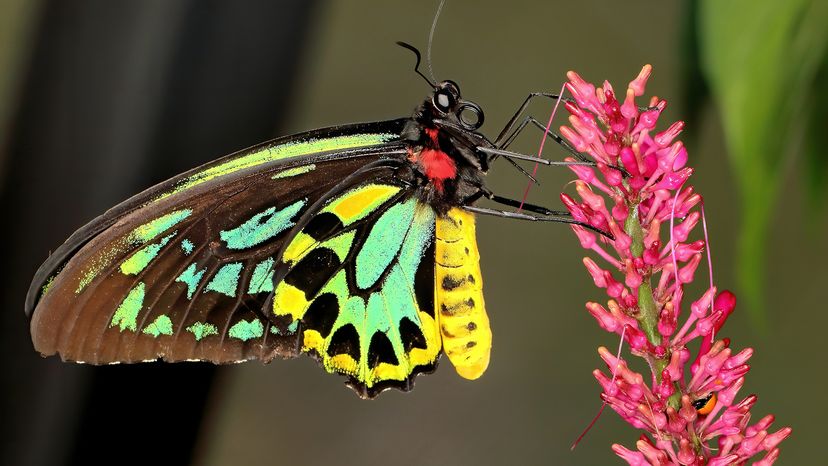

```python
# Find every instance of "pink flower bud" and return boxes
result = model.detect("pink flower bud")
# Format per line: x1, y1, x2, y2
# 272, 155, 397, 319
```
599, 162, 624, 186
583, 257, 608, 287
678, 438, 696, 464
620, 147, 641, 176
672, 211, 700, 242
763, 427, 792, 451
691, 286, 718, 318
621, 88, 638, 119
753, 448, 780, 466
717, 377, 745, 406
654, 167, 693, 190
746, 415, 775, 437
677, 253, 701, 283
612, 444, 649, 466
708, 455, 741, 466
587, 302, 619, 332
654, 121, 685, 148
560, 125, 587, 152
612, 201, 629, 221
679, 395, 698, 423
628, 64, 652, 96
576, 181, 606, 212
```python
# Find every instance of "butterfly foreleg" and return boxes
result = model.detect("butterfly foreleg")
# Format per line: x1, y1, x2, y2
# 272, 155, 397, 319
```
493, 92, 571, 146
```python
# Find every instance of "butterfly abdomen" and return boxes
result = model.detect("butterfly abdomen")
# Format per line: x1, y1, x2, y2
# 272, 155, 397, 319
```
435, 208, 491, 380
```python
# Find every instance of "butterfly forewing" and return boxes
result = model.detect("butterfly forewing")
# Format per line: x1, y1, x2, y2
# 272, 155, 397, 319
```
29, 122, 409, 366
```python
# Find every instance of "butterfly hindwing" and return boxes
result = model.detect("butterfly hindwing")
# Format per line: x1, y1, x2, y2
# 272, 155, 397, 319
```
28, 121, 409, 366
271, 182, 442, 397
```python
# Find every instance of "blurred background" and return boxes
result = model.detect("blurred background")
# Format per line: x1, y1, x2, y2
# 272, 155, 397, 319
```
1, 1, 826, 464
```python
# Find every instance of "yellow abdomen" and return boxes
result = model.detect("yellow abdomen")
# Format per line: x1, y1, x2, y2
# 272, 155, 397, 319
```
435, 208, 492, 380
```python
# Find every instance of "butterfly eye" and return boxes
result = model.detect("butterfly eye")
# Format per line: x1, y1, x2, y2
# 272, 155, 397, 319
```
433, 90, 454, 113
457, 102, 484, 130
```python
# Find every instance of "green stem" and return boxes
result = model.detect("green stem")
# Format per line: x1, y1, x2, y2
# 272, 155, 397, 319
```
625, 205, 661, 346
625, 203, 681, 410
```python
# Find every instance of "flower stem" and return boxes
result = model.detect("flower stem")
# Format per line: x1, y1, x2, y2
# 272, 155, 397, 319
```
625, 206, 661, 347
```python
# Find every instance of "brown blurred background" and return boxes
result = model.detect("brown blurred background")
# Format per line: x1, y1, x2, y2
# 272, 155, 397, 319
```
1, 1, 825, 465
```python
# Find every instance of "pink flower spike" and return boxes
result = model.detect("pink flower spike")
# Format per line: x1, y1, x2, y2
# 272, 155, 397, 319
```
628, 64, 652, 96
557, 67, 788, 463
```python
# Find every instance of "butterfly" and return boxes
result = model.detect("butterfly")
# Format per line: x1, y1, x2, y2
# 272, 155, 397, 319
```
24, 42, 606, 398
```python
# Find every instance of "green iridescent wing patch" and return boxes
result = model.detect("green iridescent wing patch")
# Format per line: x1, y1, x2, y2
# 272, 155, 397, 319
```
27, 121, 408, 366
272, 185, 441, 397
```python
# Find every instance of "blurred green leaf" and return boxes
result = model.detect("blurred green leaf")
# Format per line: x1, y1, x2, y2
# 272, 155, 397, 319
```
804, 54, 828, 216
698, 0, 828, 328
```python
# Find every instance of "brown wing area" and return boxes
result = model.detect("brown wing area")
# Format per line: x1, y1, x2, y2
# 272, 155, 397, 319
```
29, 143, 408, 365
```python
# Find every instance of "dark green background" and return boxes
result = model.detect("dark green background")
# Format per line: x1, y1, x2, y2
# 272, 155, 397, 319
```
0, 1, 824, 465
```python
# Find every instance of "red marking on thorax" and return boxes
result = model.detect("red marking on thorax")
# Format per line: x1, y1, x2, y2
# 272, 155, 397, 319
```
410, 128, 456, 191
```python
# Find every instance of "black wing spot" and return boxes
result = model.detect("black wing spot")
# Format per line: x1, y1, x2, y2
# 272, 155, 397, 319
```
467, 274, 476, 284
302, 293, 338, 339
368, 332, 399, 369
414, 240, 435, 317
399, 317, 428, 352
327, 323, 360, 361
467, 321, 477, 331
304, 212, 344, 241
285, 247, 340, 298
466, 341, 477, 348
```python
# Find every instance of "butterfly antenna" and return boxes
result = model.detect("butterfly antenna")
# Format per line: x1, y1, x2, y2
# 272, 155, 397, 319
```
396, 41, 435, 88
427, 0, 446, 82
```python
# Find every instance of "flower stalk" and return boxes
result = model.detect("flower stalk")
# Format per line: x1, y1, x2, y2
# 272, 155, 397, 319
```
558, 66, 790, 464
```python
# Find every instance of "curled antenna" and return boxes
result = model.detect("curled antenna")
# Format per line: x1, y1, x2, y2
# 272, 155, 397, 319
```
427, 0, 446, 82
396, 41, 436, 88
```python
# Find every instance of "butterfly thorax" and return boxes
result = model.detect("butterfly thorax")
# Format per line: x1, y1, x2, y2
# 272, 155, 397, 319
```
401, 83, 488, 216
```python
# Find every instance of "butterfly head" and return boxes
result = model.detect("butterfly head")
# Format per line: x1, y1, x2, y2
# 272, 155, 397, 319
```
428, 80, 484, 132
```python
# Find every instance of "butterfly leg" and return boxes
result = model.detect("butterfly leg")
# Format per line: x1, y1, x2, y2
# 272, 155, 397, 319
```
464, 187, 614, 239
493, 92, 573, 146
462, 205, 612, 239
